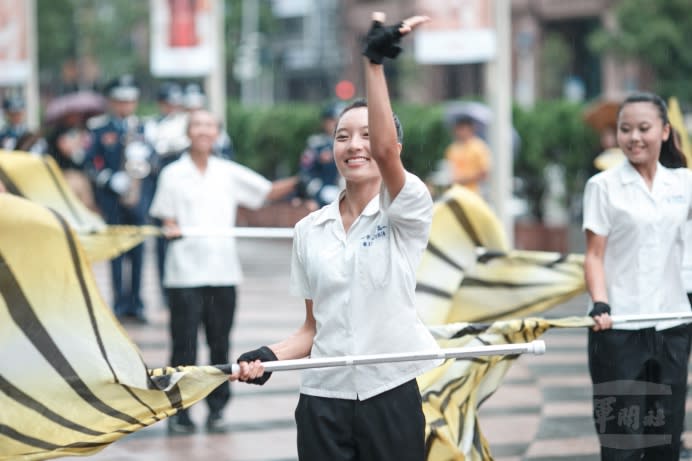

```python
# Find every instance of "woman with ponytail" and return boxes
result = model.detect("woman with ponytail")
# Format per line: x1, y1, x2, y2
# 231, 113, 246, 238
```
583, 92, 692, 460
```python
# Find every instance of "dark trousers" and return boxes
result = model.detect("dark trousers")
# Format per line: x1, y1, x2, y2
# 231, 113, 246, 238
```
295, 379, 425, 461
97, 194, 145, 316
110, 243, 144, 316
167, 285, 236, 413
151, 217, 167, 303
589, 325, 691, 460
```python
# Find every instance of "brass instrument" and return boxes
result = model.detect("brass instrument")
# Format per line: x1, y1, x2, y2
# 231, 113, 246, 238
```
119, 116, 151, 209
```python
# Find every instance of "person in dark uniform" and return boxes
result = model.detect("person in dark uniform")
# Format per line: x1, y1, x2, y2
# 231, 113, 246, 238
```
294, 103, 343, 209
144, 81, 189, 304
85, 75, 153, 323
0, 95, 46, 153
145, 82, 188, 167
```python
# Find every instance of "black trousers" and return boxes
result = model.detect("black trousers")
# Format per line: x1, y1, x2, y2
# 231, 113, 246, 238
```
167, 285, 236, 413
102, 202, 145, 316
589, 324, 691, 460
295, 379, 425, 461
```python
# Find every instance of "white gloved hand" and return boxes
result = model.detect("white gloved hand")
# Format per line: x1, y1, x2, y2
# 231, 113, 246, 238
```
319, 185, 340, 204
109, 171, 131, 196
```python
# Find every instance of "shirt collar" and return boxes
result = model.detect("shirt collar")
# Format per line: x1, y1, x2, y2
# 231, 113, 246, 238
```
313, 189, 381, 225
179, 151, 217, 174
618, 160, 673, 186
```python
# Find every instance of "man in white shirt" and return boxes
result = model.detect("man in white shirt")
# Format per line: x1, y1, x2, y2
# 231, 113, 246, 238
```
149, 109, 297, 434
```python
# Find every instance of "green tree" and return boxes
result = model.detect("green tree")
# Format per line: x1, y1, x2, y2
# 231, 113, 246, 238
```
540, 33, 572, 100
224, 0, 278, 98
588, 0, 692, 100
36, 0, 74, 77
37, 0, 149, 92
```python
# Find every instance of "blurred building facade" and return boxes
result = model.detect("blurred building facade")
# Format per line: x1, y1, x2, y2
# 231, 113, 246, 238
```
270, 0, 343, 101
267, 0, 648, 105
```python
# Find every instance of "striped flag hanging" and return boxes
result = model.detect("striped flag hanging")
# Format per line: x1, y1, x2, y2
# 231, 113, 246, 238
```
0, 152, 592, 461
0, 151, 105, 233
0, 151, 159, 262
0, 194, 226, 460
668, 97, 692, 166
416, 185, 585, 325
419, 316, 593, 460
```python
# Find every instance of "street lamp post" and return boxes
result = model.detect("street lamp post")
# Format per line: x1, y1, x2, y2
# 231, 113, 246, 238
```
486, 0, 514, 244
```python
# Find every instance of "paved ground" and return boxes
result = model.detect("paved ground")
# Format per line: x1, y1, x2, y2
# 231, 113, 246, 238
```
65, 236, 692, 461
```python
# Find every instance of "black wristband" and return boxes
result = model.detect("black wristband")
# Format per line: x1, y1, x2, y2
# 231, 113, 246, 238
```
236, 346, 278, 385
588, 301, 611, 317
362, 20, 404, 64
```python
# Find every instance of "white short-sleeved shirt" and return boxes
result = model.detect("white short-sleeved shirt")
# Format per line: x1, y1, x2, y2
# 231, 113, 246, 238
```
682, 222, 692, 292
149, 153, 272, 287
290, 172, 441, 400
582, 161, 692, 330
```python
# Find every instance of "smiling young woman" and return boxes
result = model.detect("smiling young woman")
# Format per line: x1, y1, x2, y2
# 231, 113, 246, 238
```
583, 92, 692, 460
231, 11, 440, 461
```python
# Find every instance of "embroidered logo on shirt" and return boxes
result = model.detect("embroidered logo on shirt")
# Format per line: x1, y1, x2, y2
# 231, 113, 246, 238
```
360, 225, 387, 247
664, 194, 685, 204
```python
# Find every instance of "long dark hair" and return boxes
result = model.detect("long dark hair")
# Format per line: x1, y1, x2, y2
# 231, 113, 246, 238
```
618, 92, 686, 168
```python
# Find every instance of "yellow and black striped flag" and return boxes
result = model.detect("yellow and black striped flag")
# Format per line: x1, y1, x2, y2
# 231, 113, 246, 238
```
0, 151, 159, 262
416, 185, 585, 325
668, 97, 692, 166
0, 194, 226, 460
419, 316, 593, 461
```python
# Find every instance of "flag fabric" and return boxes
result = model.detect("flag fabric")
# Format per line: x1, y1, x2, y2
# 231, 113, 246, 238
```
78, 225, 161, 262
0, 190, 596, 461
416, 185, 586, 325
419, 316, 593, 461
668, 97, 692, 166
0, 151, 158, 262
0, 156, 592, 460
0, 151, 104, 233
0, 194, 226, 460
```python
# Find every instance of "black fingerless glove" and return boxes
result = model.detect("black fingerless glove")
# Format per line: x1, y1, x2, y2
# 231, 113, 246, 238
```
236, 346, 277, 385
588, 301, 611, 317
362, 20, 404, 64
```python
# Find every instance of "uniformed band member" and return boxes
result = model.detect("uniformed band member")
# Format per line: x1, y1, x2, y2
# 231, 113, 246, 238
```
145, 82, 189, 167
295, 103, 343, 209
144, 81, 189, 302
0, 95, 46, 153
86, 75, 154, 323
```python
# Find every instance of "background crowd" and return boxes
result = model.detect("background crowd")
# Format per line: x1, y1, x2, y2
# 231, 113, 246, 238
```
0, 76, 344, 324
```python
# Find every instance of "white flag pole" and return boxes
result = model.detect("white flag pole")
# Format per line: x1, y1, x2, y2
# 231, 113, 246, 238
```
610, 312, 692, 324
176, 226, 294, 239
222, 340, 546, 375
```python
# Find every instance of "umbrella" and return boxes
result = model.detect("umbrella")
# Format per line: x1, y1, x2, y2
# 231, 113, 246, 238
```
444, 101, 493, 127
443, 101, 521, 154
583, 99, 619, 133
44, 91, 107, 124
